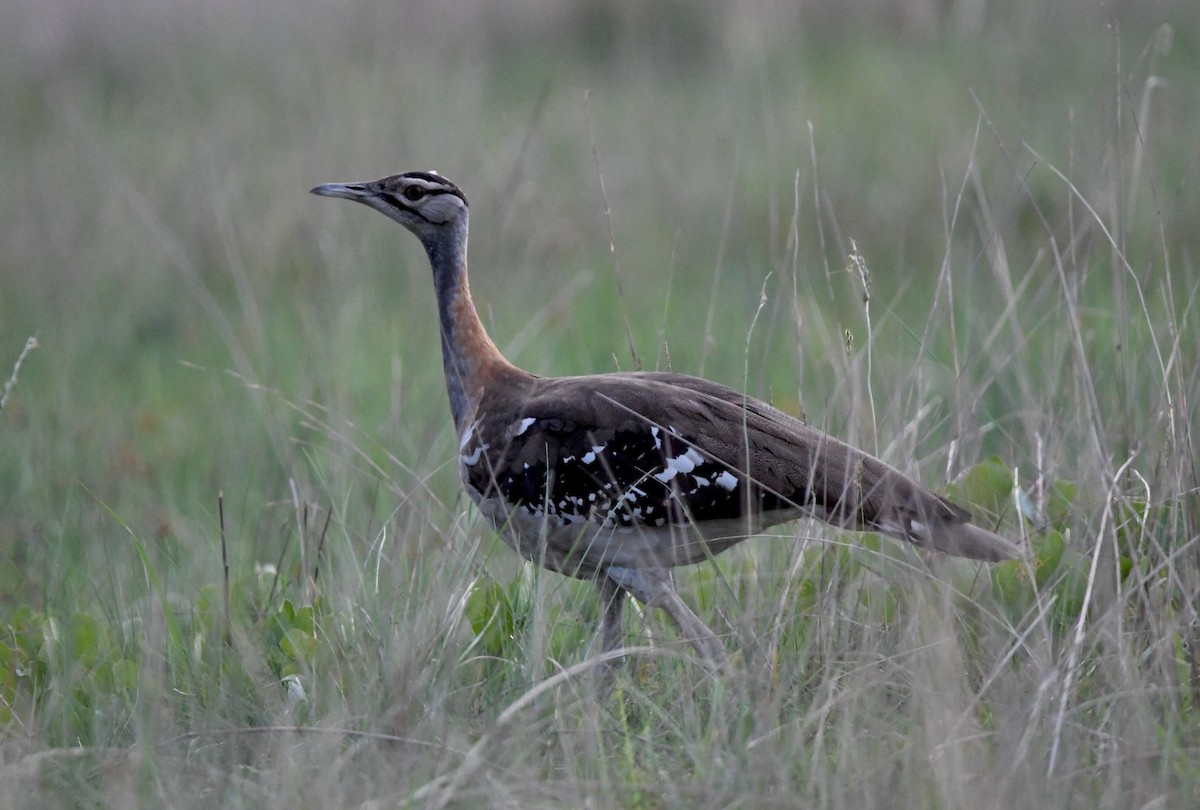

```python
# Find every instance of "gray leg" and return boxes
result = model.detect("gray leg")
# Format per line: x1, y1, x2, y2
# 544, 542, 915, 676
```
595, 576, 627, 686
607, 565, 730, 671
598, 575, 627, 659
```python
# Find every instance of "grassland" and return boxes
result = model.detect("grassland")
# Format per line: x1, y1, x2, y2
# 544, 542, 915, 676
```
1, 1, 1198, 807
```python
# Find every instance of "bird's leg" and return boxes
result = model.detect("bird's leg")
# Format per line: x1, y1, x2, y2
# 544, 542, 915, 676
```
598, 576, 627, 659
595, 576, 633, 691
607, 565, 730, 672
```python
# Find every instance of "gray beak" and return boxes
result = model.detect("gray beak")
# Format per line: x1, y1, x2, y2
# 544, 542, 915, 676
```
310, 182, 369, 200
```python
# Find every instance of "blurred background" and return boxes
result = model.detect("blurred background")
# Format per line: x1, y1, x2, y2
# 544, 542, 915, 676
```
2, 0, 1196, 609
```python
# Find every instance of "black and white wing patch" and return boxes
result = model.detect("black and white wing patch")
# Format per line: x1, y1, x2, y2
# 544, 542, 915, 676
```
459, 415, 789, 532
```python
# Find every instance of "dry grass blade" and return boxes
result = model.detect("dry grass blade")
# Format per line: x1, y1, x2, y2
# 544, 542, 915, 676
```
0, 337, 38, 415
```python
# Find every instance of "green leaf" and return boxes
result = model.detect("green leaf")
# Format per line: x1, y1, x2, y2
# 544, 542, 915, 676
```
793, 576, 818, 615
0, 642, 15, 725
110, 658, 139, 693
68, 612, 105, 670
548, 615, 589, 663
292, 605, 315, 636
1047, 480, 1077, 529
859, 582, 898, 626
1033, 531, 1066, 588
1051, 555, 1089, 632
959, 456, 1014, 518
690, 564, 729, 615
991, 559, 1030, 614
280, 627, 317, 664
859, 532, 883, 554
464, 576, 514, 657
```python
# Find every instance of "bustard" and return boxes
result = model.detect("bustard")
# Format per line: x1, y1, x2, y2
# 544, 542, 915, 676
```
311, 171, 1018, 670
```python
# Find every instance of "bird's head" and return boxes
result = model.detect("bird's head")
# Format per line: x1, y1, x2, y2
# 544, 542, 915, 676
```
310, 171, 468, 243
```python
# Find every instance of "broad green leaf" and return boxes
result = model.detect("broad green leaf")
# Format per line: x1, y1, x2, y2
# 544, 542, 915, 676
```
1034, 531, 1066, 588
1047, 481, 1077, 529
959, 455, 1014, 518
464, 576, 514, 656
991, 559, 1029, 612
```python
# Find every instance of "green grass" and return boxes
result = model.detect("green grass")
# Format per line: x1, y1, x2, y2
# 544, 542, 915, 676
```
2, 1, 1198, 807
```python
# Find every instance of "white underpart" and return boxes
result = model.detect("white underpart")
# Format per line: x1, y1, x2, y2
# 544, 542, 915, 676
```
712, 471, 739, 491
515, 417, 536, 436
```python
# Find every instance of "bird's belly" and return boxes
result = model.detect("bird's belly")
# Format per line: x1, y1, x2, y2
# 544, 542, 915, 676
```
466, 483, 801, 579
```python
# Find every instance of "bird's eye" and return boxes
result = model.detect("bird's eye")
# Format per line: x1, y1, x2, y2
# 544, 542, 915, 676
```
402, 186, 426, 202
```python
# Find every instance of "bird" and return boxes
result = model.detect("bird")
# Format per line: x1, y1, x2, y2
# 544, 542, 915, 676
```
310, 170, 1019, 671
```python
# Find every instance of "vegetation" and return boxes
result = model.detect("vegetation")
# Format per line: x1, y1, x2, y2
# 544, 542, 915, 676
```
1, 1, 1197, 806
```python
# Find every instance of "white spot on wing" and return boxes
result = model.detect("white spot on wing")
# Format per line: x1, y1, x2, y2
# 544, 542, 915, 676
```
459, 422, 490, 467
461, 443, 488, 466
713, 471, 738, 491
515, 417, 536, 436
666, 447, 705, 475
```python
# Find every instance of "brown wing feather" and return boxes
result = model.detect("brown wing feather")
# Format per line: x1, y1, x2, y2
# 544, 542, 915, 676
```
475, 370, 1017, 562
635, 372, 1019, 561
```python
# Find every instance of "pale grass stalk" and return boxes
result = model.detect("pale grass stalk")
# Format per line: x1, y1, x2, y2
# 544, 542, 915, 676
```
1028, 143, 1171, 422
846, 241, 877, 454
699, 150, 740, 377
0, 336, 38, 415
1048, 452, 1138, 775
584, 89, 640, 371
406, 645, 666, 810
807, 121, 834, 299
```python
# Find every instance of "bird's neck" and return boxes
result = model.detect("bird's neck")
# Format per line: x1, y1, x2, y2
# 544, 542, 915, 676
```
423, 225, 519, 432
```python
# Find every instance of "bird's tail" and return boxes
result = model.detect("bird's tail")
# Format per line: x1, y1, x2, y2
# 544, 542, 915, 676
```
917, 518, 1020, 562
